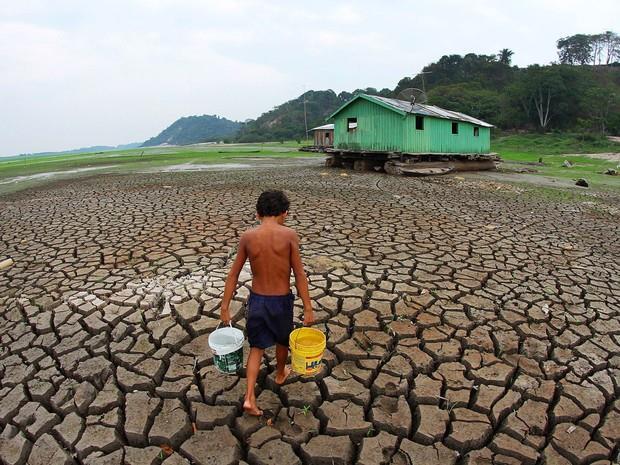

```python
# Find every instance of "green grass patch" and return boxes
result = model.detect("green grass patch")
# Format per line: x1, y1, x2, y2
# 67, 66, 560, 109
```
0, 141, 317, 178
0, 140, 320, 195
492, 133, 619, 191
492, 132, 619, 155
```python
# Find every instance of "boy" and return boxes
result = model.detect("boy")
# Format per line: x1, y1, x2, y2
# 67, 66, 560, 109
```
220, 190, 314, 416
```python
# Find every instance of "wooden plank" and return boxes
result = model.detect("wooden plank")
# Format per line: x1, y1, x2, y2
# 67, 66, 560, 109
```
399, 167, 454, 176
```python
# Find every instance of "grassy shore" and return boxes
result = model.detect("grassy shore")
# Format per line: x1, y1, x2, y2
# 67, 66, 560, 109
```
0, 142, 308, 178
493, 133, 619, 190
0, 141, 317, 178
0, 140, 322, 195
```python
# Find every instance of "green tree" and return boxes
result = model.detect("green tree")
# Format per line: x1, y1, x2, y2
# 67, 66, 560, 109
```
600, 31, 620, 64
557, 31, 620, 65
497, 48, 514, 65
427, 83, 501, 122
508, 65, 592, 130
557, 34, 594, 65
583, 86, 619, 133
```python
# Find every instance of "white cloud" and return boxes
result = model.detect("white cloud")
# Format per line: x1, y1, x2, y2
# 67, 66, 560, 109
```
0, 22, 84, 83
0, 0, 46, 17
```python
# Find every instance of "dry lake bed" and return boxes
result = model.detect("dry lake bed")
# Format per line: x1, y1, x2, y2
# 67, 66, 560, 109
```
0, 160, 619, 464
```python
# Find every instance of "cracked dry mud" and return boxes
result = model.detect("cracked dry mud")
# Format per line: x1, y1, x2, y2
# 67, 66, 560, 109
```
0, 165, 619, 465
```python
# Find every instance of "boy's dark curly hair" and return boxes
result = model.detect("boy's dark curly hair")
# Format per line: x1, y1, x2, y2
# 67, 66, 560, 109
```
256, 190, 290, 217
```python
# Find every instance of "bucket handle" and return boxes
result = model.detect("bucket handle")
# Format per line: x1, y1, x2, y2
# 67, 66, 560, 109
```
215, 321, 244, 346
292, 326, 301, 351
291, 322, 309, 350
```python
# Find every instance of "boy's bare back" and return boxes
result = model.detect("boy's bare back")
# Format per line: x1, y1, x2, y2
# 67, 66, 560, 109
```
242, 223, 298, 296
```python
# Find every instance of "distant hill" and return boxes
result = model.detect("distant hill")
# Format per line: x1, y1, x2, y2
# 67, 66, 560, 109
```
141, 115, 241, 147
236, 90, 343, 142
236, 88, 391, 142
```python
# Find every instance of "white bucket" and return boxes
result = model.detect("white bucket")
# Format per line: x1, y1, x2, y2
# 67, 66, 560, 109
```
208, 323, 245, 374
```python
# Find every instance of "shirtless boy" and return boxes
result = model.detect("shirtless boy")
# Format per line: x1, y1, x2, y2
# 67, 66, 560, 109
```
220, 190, 314, 416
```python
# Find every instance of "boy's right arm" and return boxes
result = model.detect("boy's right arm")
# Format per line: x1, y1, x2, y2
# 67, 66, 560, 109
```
220, 234, 248, 324
290, 231, 314, 325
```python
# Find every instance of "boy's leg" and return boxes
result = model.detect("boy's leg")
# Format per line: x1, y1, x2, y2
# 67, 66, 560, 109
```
275, 343, 290, 385
244, 347, 264, 416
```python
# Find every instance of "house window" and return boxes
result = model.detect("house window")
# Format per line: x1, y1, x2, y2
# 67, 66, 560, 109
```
452, 122, 459, 134
415, 115, 424, 130
473, 127, 479, 137
347, 117, 357, 132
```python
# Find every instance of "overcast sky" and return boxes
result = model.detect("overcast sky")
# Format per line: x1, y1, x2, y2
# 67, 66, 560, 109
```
1, 0, 618, 156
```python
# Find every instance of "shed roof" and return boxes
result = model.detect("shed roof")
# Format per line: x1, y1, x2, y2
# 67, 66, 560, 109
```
310, 123, 334, 131
328, 94, 494, 128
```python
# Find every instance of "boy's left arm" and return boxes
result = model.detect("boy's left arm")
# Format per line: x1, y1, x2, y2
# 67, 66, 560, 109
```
220, 235, 248, 323
290, 231, 314, 325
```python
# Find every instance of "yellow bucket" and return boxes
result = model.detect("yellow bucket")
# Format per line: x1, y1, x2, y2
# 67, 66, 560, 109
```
289, 327, 326, 376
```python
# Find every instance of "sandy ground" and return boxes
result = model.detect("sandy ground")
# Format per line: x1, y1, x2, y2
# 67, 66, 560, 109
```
0, 165, 118, 186
575, 152, 620, 162
0, 163, 619, 464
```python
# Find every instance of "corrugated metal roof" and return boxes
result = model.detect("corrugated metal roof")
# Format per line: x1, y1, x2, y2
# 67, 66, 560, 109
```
370, 95, 494, 127
310, 123, 334, 131
329, 94, 494, 128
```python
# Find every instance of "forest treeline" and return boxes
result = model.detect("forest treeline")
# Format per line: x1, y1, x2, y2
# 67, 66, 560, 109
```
236, 31, 620, 142
140, 32, 620, 145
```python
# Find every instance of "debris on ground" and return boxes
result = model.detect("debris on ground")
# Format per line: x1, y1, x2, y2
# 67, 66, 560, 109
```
159, 445, 173, 457
161, 299, 172, 315
305, 255, 353, 273
472, 180, 524, 194
604, 168, 617, 176
575, 178, 589, 187
0, 257, 14, 270
562, 160, 573, 168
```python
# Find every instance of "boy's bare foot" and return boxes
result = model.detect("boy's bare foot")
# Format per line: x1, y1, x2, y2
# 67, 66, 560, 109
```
275, 366, 291, 385
243, 399, 263, 416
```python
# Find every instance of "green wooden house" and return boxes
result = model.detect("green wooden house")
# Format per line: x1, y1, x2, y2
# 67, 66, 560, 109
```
328, 94, 493, 155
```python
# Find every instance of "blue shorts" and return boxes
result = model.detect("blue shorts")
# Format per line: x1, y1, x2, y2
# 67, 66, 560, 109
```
246, 291, 294, 349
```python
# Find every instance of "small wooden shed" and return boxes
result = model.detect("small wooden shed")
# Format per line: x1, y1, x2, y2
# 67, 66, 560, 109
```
329, 94, 492, 154
310, 124, 334, 148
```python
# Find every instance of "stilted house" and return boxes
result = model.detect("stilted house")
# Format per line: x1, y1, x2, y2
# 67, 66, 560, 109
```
327, 94, 496, 174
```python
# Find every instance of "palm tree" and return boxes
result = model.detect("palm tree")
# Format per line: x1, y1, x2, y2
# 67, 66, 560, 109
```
498, 48, 514, 65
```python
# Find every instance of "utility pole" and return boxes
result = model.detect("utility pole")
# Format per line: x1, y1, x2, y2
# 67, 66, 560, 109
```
303, 85, 309, 140
418, 71, 432, 94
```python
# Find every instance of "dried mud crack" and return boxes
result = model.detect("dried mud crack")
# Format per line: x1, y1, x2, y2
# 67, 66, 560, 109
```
0, 166, 619, 465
